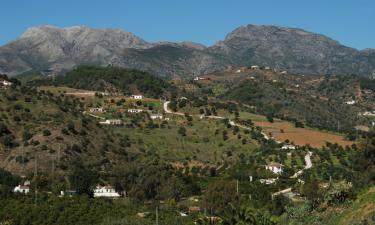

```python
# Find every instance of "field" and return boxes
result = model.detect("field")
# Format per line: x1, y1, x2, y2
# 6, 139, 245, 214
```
38, 85, 97, 99
254, 121, 354, 148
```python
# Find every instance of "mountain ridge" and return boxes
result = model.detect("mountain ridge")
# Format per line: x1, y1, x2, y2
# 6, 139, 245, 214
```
0, 24, 374, 77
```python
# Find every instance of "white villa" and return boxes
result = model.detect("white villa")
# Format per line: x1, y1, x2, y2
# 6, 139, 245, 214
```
99, 119, 122, 125
281, 144, 296, 150
89, 107, 105, 113
251, 65, 259, 70
346, 100, 356, 105
266, 163, 284, 174
128, 109, 143, 113
0, 80, 12, 87
93, 185, 120, 198
13, 181, 30, 194
150, 114, 163, 120
131, 95, 144, 99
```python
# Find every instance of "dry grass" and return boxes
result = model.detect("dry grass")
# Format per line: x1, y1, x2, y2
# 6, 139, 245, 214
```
254, 121, 354, 148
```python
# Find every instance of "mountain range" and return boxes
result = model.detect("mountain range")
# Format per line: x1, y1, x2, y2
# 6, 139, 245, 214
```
1, 24, 375, 78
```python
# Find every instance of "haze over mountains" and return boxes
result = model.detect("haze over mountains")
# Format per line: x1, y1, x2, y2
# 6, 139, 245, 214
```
0, 24, 374, 77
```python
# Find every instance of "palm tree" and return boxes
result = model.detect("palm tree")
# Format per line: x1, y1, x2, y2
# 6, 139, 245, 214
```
221, 204, 276, 225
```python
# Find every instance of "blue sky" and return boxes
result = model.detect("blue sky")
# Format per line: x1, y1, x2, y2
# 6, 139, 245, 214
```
1, 0, 374, 49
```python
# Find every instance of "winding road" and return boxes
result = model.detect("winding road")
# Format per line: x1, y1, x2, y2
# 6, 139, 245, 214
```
163, 101, 270, 140
164, 101, 313, 198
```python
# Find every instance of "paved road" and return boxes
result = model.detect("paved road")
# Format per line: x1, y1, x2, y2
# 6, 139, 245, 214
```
163, 101, 184, 115
290, 151, 313, 178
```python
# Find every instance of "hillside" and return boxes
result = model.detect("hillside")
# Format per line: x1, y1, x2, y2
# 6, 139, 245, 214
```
1, 25, 375, 77
187, 67, 375, 133
0, 68, 374, 225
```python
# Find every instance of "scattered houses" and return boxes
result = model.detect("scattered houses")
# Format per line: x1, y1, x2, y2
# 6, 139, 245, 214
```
131, 95, 144, 100
281, 144, 296, 150
13, 181, 30, 194
89, 107, 105, 113
265, 163, 284, 174
99, 119, 122, 125
93, 185, 120, 198
128, 109, 143, 113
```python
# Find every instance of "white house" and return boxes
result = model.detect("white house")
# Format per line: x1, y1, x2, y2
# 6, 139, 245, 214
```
280, 71, 288, 75
128, 109, 143, 113
265, 163, 284, 174
281, 144, 296, 150
0, 80, 12, 86
13, 181, 30, 194
251, 65, 259, 70
99, 119, 122, 125
89, 107, 105, 113
60, 190, 77, 197
150, 114, 163, 120
346, 100, 356, 105
93, 185, 120, 198
264, 66, 271, 70
131, 95, 144, 100
259, 178, 278, 185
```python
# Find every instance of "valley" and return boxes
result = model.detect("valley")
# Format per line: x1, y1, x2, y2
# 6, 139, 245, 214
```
1, 65, 373, 225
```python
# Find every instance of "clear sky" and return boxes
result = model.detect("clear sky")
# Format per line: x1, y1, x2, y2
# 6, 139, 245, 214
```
1, 0, 374, 49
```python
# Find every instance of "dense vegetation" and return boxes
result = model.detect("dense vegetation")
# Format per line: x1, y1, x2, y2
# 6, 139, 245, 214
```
30, 66, 172, 98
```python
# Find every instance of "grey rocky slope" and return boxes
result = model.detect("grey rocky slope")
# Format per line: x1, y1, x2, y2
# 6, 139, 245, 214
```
0, 24, 374, 77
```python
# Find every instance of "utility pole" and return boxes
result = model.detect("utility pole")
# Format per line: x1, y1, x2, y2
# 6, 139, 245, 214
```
51, 156, 55, 185
34, 158, 38, 205
236, 179, 239, 195
337, 121, 340, 132
155, 206, 159, 225
57, 144, 61, 166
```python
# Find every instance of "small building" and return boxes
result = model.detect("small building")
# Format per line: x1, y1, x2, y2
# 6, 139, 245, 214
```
0, 80, 12, 87
93, 185, 120, 198
188, 206, 201, 213
264, 66, 271, 70
251, 65, 259, 70
193, 76, 208, 81
89, 107, 105, 113
128, 109, 143, 113
99, 119, 122, 125
150, 114, 163, 120
265, 163, 284, 174
281, 144, 296, 150
280, 71, 288, 75
13, 181, 30, 194
259, 178, 278, 185
346, 100, 356, 105
131, 95, 144, 100
60, 190, 77, 197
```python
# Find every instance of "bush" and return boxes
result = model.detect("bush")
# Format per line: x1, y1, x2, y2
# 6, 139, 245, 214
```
43, 129, 51, 136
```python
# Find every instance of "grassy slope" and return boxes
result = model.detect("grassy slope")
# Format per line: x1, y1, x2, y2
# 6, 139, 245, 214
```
289, 187, 375, 225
